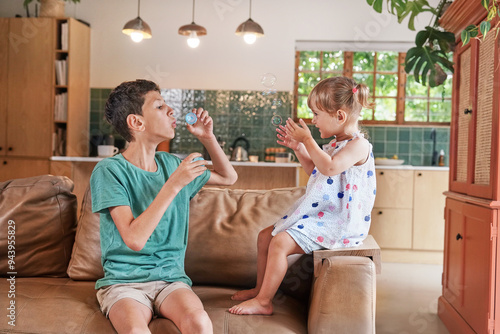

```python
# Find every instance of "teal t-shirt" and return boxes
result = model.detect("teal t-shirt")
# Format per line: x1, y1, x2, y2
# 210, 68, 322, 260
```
90, 152, 211, 289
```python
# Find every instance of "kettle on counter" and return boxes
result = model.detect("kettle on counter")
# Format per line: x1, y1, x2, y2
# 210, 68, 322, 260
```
229, 136, 250, 161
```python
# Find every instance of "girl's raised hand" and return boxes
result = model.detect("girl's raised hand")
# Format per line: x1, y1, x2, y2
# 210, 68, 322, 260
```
276, 125, 300, 150
285, 118, 312, 143
187, 108, 214, 139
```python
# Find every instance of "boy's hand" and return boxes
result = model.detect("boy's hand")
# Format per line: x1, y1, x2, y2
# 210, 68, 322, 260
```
168, 153, 207, 189
284, 118, 312, 143
187, 108, 214, 140
276, 125, 301, 151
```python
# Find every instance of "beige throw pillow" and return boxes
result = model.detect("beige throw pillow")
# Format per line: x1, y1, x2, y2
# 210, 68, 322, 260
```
67, 186, 104, 280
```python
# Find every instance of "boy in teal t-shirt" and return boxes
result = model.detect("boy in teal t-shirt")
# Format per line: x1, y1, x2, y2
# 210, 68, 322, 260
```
90, 80, 237, 334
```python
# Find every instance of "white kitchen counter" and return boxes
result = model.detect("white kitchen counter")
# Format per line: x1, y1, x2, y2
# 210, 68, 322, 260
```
50, 156, 301, 167
375, 165, 449, 171
51, 156, 448, 170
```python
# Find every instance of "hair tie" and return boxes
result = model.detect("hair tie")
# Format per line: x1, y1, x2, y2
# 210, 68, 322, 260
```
352, 87, 358, 94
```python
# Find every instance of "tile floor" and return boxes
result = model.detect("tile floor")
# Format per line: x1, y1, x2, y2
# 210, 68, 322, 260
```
376, 262, 450, 334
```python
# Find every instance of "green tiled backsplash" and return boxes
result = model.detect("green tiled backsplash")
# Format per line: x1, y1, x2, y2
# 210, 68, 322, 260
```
90, 88, 450, 166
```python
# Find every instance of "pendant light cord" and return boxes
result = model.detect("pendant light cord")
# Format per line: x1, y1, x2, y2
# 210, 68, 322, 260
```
138, 0, 141, 17
249, 0, 252, 18
192, 0, 196, 22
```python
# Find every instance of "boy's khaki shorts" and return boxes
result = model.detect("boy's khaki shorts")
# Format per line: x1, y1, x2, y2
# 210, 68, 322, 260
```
96, 281, 192, 317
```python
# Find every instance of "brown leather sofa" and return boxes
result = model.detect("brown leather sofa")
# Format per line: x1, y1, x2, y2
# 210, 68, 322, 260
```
0, 175, 376, 333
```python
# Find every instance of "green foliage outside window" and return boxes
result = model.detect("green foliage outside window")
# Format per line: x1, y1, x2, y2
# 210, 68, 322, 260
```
295, 50, 452, 124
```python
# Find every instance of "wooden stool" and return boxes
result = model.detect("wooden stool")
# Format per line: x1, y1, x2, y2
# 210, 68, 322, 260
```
313, 235, 381, 276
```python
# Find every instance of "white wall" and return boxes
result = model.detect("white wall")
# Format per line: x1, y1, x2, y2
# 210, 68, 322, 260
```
1, 0, 438, 91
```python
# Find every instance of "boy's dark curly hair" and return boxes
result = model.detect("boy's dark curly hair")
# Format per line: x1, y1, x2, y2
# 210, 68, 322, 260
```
104, 79, 160, 142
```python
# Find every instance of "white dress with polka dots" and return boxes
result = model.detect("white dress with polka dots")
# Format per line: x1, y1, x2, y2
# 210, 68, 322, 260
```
271, 133, 376, 253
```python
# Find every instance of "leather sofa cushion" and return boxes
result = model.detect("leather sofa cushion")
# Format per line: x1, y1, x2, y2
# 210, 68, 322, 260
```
0, 175, 77, 278
67, 185, 104, 280
185, 187, 306, 287
0, 278, 307, 334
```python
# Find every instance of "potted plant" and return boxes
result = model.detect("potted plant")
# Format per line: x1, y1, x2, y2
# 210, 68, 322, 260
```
367, 0, 454, 87
23, 0, 80, 18
367, 0, 500, 88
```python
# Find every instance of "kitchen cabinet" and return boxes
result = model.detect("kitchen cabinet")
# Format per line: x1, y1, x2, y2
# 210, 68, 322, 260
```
370, 169, 413, 250
413, 170, 447, 251
0, 19, 8, 157
3, 17, 53, 158
440, 196, 497, 334
0, 158, 50, 181
369, 168, 448, 263
370, 207, 413, 249
0, 18, 89, 182
438, 1, 500, 332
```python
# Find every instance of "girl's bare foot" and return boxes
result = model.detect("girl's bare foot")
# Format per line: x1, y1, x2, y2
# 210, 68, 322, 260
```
228, 298, 273, 315
231, 288, 259, 301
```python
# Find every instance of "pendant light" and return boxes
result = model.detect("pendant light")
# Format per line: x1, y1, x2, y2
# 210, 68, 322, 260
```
122, 0, 152, 43
178, 0, 207, 48
235, 0, 264, 44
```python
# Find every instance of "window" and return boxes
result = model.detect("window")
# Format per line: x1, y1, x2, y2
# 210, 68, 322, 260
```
293, 50, 452, 125
405, 74, 452, 122
296, 51, 344, 119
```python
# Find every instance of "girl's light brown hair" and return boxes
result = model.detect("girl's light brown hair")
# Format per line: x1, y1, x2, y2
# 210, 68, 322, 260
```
307, 76, 375, 121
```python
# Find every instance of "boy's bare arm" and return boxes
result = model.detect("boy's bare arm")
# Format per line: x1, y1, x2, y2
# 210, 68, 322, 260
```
201, 134, 237, 186
109, 153, 206, 251
187, 108, 237, 186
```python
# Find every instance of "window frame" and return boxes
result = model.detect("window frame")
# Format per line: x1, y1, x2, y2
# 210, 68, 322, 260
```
293, 50, 451, 126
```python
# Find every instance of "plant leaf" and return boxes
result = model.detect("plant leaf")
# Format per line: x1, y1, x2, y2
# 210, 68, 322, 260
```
461, 30, 471, 45
387, 0, 406, 15
413, 56, 428, 83
487, 6, 497, 21
397, 0, 436, 31
367, 0, 384, 13
482, 0, 490, 11
424, 26, 455, 53
466, 25, 479, 38
415, 29, 430, 47
480, 21, 491, 39
420, 62, 432, 86
405, 45, 454, 86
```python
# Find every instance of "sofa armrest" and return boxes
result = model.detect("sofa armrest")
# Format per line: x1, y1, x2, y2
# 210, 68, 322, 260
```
308, 256, 376, 334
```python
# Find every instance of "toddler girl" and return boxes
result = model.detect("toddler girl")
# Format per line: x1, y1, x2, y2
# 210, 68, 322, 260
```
229, 76, 377, 315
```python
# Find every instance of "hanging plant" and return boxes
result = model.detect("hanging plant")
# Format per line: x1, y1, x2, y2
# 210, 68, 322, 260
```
405, 25, 455, 87
461, 0, 500, 45
366, 0, 454, 87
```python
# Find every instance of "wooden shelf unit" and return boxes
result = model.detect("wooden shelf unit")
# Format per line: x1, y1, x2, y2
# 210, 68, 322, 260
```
0, 17, 90, 181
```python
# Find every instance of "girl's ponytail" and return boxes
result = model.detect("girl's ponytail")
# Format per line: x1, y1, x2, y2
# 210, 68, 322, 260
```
354, 83, 375, 110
